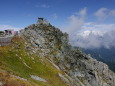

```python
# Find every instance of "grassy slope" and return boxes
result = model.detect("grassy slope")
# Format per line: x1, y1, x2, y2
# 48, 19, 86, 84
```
0, 36, 67, 86
0, 69, 34, 86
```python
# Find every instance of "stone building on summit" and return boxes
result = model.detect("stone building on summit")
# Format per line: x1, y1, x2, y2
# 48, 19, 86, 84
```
37, 17, 50, 26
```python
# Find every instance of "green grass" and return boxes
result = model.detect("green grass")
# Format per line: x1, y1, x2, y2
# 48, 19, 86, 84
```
0, 37, 67, 86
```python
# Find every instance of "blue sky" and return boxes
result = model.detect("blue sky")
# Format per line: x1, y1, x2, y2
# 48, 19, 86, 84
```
0, 0, 115, 48
0, 0, 115, 28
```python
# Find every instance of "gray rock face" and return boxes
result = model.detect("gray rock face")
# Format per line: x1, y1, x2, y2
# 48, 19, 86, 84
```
20, 21, 115, 86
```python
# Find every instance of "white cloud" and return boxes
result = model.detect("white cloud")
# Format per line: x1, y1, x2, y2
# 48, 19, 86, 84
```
94, 8, 115, 21
0, 25, 22, 31
52, 13, 58, 19
61, 7, 115, 49
94, 8, 109, 21
76, 7, 87, 18
62, 7, 87, 35
83, 23, 115, 32
35, 4, 50, 8
109, 9, 115, 16
41, 4, 50, 8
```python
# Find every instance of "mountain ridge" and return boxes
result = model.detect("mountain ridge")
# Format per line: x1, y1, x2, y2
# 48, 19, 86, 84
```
0, 19, 115, 86
82, 47, 115, 72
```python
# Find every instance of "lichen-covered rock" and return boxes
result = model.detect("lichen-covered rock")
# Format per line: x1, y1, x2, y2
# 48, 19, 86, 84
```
20, 20, 115, 86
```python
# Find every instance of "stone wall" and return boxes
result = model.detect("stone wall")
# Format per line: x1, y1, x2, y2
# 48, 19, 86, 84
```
0, 37, 13, 46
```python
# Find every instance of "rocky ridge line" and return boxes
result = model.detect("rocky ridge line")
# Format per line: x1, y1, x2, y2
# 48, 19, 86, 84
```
19, 20, 115, 86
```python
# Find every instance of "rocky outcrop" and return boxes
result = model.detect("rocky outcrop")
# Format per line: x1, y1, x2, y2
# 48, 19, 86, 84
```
30, 75, 47, 82
20, 20, 115, 86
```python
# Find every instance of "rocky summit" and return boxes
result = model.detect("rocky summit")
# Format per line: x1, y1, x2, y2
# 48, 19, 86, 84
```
0, 19, 115, 86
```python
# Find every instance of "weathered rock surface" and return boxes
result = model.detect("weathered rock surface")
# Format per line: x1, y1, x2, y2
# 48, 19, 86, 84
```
20, 21, 115, 86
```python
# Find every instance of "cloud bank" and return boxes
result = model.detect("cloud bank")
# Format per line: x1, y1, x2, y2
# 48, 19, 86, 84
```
71, 24, 115, 49
63, 8, 115, 49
